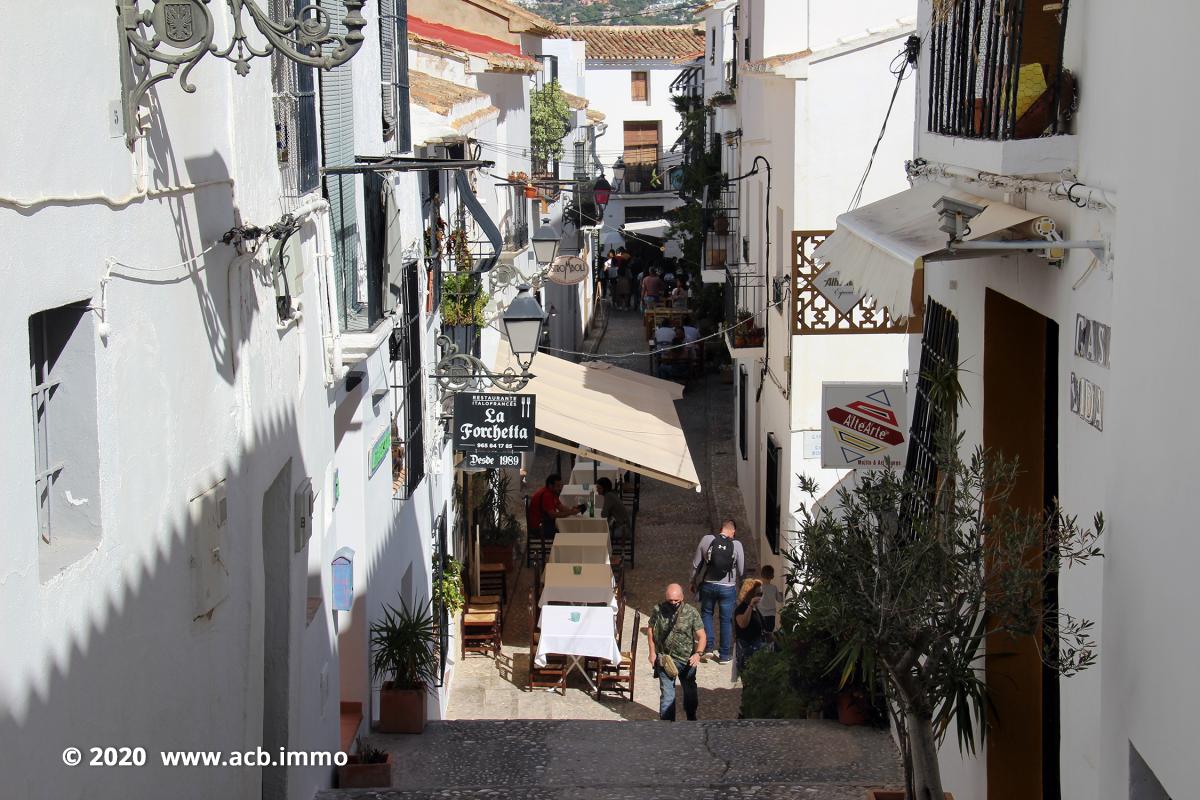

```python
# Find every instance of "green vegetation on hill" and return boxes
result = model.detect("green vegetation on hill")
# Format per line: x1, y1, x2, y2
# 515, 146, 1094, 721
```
517, 0, 699, 26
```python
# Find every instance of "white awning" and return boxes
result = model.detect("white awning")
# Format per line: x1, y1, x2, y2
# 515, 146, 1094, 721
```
620, 219, 671, 238
489, 344, 700, 490
813, 183, 1041, 318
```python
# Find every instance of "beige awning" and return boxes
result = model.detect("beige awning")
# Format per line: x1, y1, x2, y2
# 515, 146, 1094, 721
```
813, 182, 1041, 318
490, 345, 701, 491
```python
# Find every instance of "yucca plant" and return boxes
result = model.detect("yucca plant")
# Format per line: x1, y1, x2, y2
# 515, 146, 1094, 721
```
369, 596, 439, 692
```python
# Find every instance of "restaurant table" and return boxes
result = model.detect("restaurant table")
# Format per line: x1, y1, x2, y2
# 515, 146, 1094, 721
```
557, 517, 610, 534
534, 605, 622, 689
549, 530, 611, 565
540, 563, 616, 606
558, 484, 596, 508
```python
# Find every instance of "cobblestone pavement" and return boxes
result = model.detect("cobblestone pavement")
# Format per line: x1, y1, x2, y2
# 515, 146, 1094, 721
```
446, 306, 756, 722
320, 719, 902, 799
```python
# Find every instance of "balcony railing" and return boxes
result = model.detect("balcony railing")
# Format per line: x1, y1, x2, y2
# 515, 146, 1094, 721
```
669, 63, 703, 100
617, 156, 686, 194
501, 185, 530, 251
724, 58, 737, 91
927, 0, 1073, 140
724, 267, 766, 350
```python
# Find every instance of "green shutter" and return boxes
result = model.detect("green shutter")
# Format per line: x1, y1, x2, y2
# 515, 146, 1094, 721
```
320, 0, 357, 328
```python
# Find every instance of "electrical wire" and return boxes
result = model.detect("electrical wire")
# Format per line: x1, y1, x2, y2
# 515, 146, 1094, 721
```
847, 35, 921, 212
105, 242, 223, 275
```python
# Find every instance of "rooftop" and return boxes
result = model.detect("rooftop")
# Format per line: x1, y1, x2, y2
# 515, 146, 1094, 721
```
410, 70, 489, 116
557, 25, 705, 62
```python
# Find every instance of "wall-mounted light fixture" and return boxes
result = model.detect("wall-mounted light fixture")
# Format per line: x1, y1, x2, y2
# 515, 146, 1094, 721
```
118, 0, 367, 146
432, 285, 547, 394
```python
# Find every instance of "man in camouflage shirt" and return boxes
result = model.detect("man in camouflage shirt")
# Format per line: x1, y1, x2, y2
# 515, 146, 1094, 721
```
645, 583, 706, 721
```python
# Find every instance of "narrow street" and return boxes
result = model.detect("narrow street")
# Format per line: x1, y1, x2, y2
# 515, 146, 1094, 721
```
322, 307, 903, 798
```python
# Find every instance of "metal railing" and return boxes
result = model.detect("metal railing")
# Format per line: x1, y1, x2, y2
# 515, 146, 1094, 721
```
927, 0, 1072, 140
670, 63, 703, 100
724, 267, 766, 348
616, 156, 685, 194
501, 185, 530, 251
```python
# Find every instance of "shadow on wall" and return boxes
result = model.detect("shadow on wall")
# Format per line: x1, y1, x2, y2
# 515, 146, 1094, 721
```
0, 408, 335, 800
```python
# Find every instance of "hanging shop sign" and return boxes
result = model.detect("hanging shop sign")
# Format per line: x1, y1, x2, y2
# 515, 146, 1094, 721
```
546, 255, 589, 286
462, 452, 522, 470
813, 267, 866, 315
821, 382, 907, 469
1074, 313, 1111, 368
453, 393, 535, 453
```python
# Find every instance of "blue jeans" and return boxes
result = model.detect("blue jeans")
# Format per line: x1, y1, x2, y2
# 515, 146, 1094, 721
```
699, 582, 736, 660
657, 659, 698, 720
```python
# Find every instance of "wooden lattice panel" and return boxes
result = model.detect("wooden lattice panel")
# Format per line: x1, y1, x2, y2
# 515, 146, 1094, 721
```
791, 231, 923, 335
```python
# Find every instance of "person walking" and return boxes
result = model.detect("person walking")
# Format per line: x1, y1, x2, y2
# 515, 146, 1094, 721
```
645, 583, 706, 721
689, 519, 744, 664
734, 578, 769, 675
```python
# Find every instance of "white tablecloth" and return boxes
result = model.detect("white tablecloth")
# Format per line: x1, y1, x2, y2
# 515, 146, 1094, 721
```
541, 563, 615, 606
558, 485, 594, 507
534, 605, 621, 666
549, 530, 611, 564
556, 517, 611, 534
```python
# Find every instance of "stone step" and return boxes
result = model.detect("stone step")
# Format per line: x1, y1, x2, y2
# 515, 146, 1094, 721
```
318, 718, 901, 799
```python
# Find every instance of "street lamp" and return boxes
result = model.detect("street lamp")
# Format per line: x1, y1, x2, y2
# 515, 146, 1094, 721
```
592, 176, 612, 221
532, 221, 561, 266
433, 285, 546, 393
612, 157, 626, 190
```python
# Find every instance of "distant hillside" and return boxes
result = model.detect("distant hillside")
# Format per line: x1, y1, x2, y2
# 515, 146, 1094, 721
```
515, 0, 699, 26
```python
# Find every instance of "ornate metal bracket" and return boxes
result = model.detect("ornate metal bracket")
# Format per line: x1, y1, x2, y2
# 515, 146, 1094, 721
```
117, 0, 366, 147
431, 335, 532, 395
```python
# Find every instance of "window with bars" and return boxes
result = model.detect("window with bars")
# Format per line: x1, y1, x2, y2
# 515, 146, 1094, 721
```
29, 302, 102, 574
271, 0, 320, 197
738, 365, 748, 460
903, 298, 960, 526
631, 71, 648, 102
765, 433, 780, 554
390, 259, 426, 499
501, 184, 529, 251
379, 0, 412, 152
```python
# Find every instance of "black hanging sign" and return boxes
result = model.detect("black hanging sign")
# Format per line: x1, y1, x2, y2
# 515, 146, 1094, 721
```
453, 393, 536, 453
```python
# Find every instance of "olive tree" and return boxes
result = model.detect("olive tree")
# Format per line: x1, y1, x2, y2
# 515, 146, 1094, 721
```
786, 424, 1102, 799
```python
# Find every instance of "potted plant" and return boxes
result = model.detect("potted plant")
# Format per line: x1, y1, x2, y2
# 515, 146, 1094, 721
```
433, 555, 465, 617
440, 272, 487, 355
524, 183, 539, 199
476, 469, 522, 571
370, 596, 439, 734
337, 737, 392, 788
446, 223, 474, 272
786, 365, 1103, 799
707, 248, 727, 268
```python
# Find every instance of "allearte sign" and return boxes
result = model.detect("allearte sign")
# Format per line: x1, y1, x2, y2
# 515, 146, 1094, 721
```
821, 382, 907, 469
453, 393, 536, 453
546, 255, 589, 286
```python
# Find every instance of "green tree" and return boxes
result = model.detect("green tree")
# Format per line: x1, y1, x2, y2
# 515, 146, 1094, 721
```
786, 373, 1102, 799
530, 80, 571, 168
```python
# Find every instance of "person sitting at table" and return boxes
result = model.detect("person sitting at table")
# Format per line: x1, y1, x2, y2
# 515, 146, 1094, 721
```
527, 473, 586, 541
646, 583, 706, 721
594, 477, 630, 548
682, 316, 701, 364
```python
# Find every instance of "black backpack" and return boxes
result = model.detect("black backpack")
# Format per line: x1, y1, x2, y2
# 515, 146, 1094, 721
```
704, 536, 736, 582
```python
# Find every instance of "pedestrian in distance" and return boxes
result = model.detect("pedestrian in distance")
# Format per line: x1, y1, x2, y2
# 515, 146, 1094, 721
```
734, 578, 769, 676
526, 473, 586, 541
689, 519, 745, 664
758, 564, 783, 634
645, 583, 706, 721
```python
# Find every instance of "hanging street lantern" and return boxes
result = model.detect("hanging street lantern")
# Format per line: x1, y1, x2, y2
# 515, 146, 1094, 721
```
531, 221, 561, 266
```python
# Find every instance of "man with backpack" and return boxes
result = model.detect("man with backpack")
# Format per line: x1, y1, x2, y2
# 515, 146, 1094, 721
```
688, 519, 744, 664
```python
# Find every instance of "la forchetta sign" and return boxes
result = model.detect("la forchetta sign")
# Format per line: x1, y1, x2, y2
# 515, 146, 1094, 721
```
821, 382, 907, 469
545, 255, 589, 286
453, 393, 536, 453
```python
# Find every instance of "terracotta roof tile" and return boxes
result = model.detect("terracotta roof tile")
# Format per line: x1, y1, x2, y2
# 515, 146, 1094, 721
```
472, 0, 561, 35
586, 108, 606, 123
745, 49, 812, 72
561, 90, 589, 111
409, 70, 488, 116
557, 25, 705, 61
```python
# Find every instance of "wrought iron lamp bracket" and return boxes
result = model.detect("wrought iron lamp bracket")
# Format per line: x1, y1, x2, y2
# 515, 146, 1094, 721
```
117, 0, 366, 147
431, 335, 532, 395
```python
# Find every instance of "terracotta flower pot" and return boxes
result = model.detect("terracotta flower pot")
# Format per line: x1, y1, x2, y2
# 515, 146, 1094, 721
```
836, 688, 871, 725
378, 683, 427, 734
524, 184, 538, 199
337, 753, 393, 788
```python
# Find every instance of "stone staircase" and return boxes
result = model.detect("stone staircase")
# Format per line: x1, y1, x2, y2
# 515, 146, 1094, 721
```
317, 718, 901, 799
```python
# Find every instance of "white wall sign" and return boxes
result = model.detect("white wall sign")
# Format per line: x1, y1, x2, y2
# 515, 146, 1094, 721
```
821, 382, 907, 469
1074, 313, 1111, 368
1069, 372, 1104, 431
814, 267, 865, 315
546, 255, 589, 286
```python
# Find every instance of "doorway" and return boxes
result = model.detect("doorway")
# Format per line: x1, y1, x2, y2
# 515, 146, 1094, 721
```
982, 289, 1059, 800
261, 459, 293, 800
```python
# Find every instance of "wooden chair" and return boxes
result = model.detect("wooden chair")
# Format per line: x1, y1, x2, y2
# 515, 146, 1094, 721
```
478, 562, 508, 608
596, 610, 639, 701
461, 608, 500, 658
468, 594, 503, 630
526, 587, 565, 694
